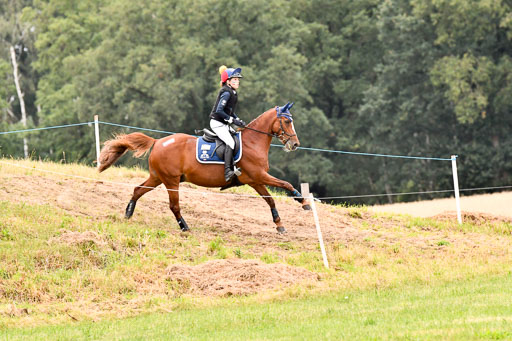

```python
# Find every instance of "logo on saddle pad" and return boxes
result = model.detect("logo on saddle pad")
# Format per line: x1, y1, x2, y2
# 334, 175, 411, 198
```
196, 132, 242, 164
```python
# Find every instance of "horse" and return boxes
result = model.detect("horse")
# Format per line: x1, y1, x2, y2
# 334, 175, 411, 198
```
98, 102, 311, 234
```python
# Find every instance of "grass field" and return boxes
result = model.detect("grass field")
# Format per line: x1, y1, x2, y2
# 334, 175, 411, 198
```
0, 159, 511, 339
371, 191, 512, 218
3, 273, 512, 340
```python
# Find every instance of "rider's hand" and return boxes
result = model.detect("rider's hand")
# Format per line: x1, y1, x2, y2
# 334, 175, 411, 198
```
226, 117, 234, 124
233, 118, 246, 127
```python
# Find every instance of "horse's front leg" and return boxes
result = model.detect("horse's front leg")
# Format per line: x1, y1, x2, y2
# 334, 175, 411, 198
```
256, 173, 312, 211
250, 184, 286, 234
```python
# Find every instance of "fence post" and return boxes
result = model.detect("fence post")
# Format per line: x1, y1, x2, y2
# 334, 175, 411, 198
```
302, 183, 329, 269
300, 183, 310, 199
94, 115, 101, 168
451, 155, 462, 224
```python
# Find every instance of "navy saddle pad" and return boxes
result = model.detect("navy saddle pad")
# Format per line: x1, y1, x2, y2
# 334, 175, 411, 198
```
196, 130, 242, 164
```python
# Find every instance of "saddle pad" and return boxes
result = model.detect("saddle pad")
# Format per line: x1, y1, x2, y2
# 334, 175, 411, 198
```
196, 132, 242, 164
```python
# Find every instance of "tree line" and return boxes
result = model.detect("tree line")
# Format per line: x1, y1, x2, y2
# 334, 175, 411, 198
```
1, 0, 511, 204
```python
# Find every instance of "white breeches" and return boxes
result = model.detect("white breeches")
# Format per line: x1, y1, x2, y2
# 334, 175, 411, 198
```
210, 119, 235, 149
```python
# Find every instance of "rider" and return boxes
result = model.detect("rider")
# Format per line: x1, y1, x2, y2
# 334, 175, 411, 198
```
209, 65, 246, 182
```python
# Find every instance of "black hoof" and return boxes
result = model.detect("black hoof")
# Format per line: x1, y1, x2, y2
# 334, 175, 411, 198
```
125, 200, 136, 219
277, 226, 287, 234
303, 204, 312, 211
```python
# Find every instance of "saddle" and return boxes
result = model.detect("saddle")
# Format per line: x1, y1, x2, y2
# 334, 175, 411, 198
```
194, 128, 242, 164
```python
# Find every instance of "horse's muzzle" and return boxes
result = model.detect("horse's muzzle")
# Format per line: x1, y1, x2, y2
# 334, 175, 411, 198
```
284, 140, 300, 152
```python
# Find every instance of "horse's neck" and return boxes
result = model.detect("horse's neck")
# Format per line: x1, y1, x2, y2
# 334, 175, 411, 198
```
245, 111, 275, 151
250, 111, 274, 134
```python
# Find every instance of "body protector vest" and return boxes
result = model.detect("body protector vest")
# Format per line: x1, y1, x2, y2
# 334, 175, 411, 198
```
209, 85, 238, 122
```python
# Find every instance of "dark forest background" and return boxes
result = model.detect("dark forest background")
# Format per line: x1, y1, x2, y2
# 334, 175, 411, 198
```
2, 0, 512, 204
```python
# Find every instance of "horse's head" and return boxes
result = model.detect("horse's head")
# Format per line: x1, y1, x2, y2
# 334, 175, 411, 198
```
273, 102, 300, 152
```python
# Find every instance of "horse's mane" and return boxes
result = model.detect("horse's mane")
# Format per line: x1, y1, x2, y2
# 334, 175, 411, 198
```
247, 107, 274, 127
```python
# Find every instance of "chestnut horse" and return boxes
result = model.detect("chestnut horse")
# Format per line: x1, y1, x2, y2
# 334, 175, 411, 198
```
98, 102, 311, 234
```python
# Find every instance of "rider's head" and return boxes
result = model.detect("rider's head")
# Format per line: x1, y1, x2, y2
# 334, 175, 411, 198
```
219, 65, 242, 89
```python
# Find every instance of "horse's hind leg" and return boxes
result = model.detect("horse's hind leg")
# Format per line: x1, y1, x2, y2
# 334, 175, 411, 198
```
125, 173, 162, 219
162, 177, 190, 232
250, 184, 286, 234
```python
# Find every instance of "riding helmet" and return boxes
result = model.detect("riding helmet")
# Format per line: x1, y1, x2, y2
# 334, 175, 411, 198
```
219, 65, 243, 84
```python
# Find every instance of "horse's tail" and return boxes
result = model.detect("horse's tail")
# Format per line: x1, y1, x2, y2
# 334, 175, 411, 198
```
98, 132, 156, 172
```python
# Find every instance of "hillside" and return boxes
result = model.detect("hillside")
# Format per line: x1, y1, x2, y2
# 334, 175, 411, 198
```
0, 159, 511, 328
371, 191, 512, 218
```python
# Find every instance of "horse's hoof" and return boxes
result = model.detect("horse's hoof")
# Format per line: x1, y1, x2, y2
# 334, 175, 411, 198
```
277, 226, 287, 234
302, 204, 312, 211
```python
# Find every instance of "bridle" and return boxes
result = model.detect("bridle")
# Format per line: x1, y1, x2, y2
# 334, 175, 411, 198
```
242, 107, 297, 145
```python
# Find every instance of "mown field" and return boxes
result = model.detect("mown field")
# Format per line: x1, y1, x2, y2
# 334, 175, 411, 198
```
371, 191, 512, 218
0, 159, 511, 339
4, 273, 512, 340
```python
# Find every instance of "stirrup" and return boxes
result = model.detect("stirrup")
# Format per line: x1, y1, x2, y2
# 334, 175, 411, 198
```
234, 166, 241, 176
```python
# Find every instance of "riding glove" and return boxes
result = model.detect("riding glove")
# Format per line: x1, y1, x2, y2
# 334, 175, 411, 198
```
233, 118, 246, 127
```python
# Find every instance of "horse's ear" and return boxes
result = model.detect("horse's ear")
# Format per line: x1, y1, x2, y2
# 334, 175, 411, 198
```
288, 102, 294, 110
283, 102, 290, 111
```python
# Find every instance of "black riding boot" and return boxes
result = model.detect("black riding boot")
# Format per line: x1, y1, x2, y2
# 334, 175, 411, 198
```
224, 146, 235, 182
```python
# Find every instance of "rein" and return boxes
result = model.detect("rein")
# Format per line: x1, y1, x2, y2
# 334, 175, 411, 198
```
242, 125, 276, 137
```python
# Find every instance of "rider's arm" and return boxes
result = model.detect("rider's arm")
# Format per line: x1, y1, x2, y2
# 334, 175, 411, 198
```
214, 91, 232, 122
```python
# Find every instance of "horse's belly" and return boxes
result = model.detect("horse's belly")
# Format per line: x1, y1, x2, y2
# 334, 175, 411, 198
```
184, 165, 227, 188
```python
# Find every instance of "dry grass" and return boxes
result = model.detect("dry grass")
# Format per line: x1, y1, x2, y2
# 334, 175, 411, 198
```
0, 159, 511, 328
371, 191, 512, 218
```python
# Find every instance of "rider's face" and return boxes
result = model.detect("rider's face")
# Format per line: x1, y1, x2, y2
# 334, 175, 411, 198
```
227, 77, 240, 90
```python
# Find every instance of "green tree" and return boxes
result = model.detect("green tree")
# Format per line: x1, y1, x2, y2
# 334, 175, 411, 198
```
4, 0, 511, 203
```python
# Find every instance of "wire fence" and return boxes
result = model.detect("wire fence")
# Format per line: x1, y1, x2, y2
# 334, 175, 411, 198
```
0, 120, 454, 161
0, 122, 94, 135
4, 119, 507, 208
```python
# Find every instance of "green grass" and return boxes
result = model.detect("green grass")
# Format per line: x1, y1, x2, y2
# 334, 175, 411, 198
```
207, 236, 227, 259
3, 273, 512, 340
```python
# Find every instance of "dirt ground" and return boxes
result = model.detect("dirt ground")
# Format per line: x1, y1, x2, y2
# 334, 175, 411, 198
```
371, 191, 512, 219
166, 259, 320, 296
0, 170, 361, 248
0, 169, 347, 296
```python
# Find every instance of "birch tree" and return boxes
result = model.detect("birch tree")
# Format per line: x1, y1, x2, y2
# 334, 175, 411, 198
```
0, 0, 35, 158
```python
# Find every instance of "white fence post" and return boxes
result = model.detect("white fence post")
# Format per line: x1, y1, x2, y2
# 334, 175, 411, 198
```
310, 194, 329, 269
94, 115, 101, 168
302, 182, 329, 269
451, 155, 462, 224
300, 183, 310, 200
